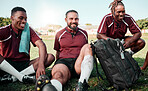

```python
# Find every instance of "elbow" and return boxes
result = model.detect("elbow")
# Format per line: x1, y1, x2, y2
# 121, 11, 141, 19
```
137, 32, 142, 38
139, 32, 142, 37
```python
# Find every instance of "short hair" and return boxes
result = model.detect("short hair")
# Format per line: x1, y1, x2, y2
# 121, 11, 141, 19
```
109, 0, 124, 16
65, 10, 78, 18
11, 7, 26, 16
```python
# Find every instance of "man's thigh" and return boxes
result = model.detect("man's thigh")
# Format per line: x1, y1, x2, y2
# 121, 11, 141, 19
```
74, 44, 92, 74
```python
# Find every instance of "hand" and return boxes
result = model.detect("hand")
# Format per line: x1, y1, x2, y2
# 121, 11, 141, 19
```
141, 67, 144, 70
36, 65, 45, 79
123, 41, 131, 49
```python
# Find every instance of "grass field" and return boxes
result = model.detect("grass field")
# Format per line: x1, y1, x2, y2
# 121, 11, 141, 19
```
0, 33, 148, 91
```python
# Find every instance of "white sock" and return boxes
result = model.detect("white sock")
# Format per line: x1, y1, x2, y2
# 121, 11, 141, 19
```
0, 60, 24, 82
50, 79, 62, 91
12, 65, 35, 82
79, 55, 93, 83
128, 49, 135, 55
20, 65, 35, 75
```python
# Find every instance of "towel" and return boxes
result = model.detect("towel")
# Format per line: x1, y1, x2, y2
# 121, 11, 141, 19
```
19, 22, 30, 55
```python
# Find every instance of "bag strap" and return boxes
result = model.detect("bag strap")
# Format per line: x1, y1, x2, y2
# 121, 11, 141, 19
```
90, 40, 104, 80
90, 40, 108, 91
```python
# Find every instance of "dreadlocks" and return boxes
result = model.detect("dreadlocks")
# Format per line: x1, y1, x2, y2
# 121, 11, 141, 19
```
109, 0, 124, 16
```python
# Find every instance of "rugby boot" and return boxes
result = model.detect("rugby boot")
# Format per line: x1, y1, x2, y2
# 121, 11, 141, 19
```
22, 75, 36, 84
75, 79, 89, 91
35, 75, 57, 91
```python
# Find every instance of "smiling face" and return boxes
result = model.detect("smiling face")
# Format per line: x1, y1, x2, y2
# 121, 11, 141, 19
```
65, 12, 79, 31
11, 11, 27, 31
114, 5, 125, 21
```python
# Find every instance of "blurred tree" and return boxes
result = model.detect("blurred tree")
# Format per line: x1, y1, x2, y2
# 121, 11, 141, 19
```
0, 17, 11, 27
85, 23, 92, 26
136, 18, 148, 29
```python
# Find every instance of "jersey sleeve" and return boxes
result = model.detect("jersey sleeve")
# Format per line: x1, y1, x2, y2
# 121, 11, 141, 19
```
54, 32, 60, 51
97, 15, 108, 34
84, 30, 88, 43
0, 25, 10, 40
0, 28, 5, 40
127, 16, 141, 34
30, 27, 41, 46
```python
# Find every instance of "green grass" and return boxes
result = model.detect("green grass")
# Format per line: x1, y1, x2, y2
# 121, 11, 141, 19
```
0, 34, 148, 91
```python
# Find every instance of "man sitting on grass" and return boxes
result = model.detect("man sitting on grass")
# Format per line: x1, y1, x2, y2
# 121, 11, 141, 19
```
35, 10, 94, 91
0, 7, 55, 84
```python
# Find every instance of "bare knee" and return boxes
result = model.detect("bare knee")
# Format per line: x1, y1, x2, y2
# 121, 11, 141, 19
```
51, 64, 70, 85
45, 53, 55, 67
138, 39, 145, 48
81, 44, 92, 56
47, 53, 55, 62
83, 44, 91, 48
52, 71, 63, 80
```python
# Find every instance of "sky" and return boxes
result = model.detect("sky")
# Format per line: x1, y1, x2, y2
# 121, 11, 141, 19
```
0, 0, 148, 28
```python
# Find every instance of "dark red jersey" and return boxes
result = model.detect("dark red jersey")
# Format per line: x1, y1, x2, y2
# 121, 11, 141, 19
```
97, 13, 141, 39
54, 27, 88, 59
0, 24, 41, 61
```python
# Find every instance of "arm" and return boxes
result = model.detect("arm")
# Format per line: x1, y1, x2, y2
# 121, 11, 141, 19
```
35, 40, 47, 78
97, 33, 113, 40
97, 15, 112, 40
124, 15, 142, 48
123, 32, 141, 48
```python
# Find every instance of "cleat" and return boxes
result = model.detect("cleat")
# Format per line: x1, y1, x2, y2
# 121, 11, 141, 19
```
35, 75, 50, 91
0, 74, 13, 84
22, 75, 36, 84
38, 81, 41, 85
35, 75, 57, 91
37, 87, 40, 91
75, 79, 89, 91
45, 80, 49, 83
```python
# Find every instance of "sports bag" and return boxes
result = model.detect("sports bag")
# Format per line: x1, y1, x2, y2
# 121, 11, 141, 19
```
91, 38, 141, 90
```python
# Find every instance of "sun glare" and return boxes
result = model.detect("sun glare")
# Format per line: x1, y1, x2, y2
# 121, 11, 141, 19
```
38, 3, 61, 27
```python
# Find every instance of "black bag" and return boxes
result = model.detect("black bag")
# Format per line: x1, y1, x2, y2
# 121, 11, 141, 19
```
91, 38, 141, 90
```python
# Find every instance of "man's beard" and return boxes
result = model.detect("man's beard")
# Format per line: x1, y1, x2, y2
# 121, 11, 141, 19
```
68, 23, 78, 31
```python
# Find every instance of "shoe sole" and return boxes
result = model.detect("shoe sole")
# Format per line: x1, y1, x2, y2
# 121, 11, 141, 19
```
35, 75, 50, 91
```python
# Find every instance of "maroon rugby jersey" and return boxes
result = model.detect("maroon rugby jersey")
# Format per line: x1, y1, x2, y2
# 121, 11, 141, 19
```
0, 24, 41, 61
54, 27, 88, 59
97, 13, 141, 39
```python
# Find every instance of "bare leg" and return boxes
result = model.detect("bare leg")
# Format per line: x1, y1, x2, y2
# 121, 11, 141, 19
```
74, 44, 93, 91
141, 51, 148, 70
51, 64, 71, 90
11, 53, 55, 82
30, 53, 55, 71
51, 64, 71, 85
75, 44, 93, 75
75, 44, 93, 82
124, 36, 145, 53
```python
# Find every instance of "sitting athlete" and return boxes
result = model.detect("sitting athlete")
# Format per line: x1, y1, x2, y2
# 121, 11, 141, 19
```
36, 10, 94, 91
0, 7, 55, 84
97, 0, 145, 55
